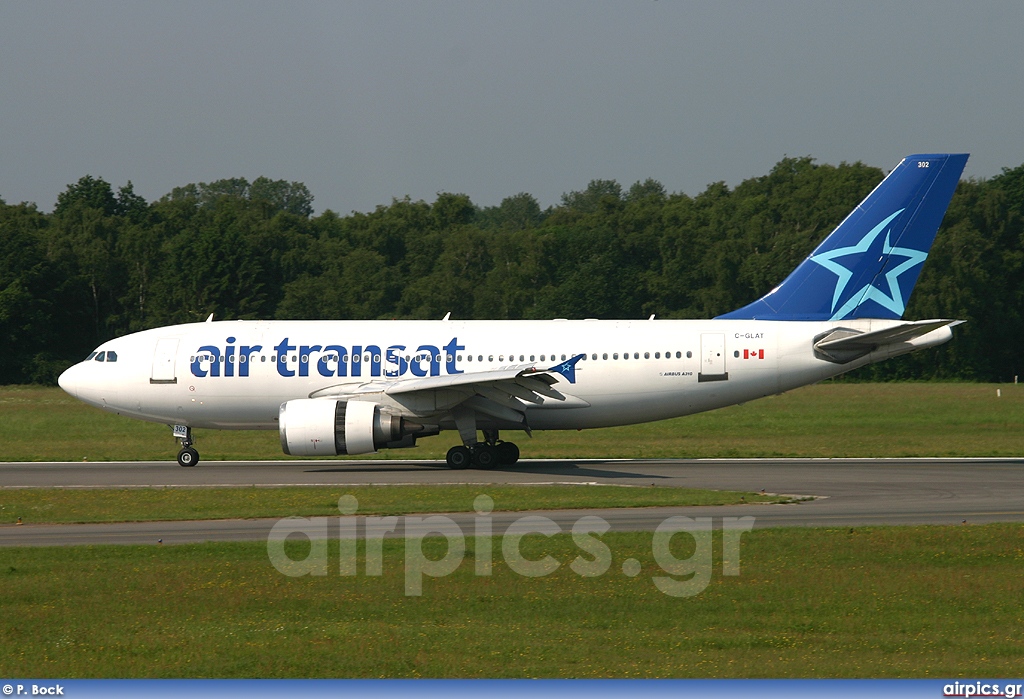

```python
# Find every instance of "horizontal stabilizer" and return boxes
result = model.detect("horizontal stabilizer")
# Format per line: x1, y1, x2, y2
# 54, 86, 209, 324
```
814, 319, 962, 363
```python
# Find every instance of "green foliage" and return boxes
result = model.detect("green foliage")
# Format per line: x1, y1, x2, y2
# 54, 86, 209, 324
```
4, 156, 1024, 383
53, 175, 118, 217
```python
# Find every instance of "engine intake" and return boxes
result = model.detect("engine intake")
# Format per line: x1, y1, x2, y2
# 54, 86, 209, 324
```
279, 399, 434, 456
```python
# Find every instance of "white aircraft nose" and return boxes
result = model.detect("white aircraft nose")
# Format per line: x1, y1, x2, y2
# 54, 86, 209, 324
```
57, 363, 81, 398
57, 361, 116, 408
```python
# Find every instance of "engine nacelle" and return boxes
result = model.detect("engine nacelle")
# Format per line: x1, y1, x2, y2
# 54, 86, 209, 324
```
279, 399, 434, 456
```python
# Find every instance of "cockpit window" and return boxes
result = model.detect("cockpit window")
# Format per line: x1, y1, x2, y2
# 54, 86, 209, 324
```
106, 351, 117, 362
86, 352, 97, 361
94, 352, 105, 362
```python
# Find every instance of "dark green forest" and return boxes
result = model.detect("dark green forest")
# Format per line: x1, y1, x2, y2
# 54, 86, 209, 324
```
2, 157, 1022, 385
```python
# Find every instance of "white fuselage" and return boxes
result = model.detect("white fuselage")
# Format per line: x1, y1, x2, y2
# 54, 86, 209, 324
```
57, 317, 951, 434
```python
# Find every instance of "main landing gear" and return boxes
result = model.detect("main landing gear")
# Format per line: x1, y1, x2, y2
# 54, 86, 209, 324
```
445, 429, 520, 469
174, 425, 200, 467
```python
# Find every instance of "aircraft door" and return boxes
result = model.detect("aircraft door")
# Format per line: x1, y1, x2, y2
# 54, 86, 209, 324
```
151, 338, 179, 384
698, 333, 728, 383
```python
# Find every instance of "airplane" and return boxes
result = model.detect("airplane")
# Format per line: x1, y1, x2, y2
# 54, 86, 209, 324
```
58, 153, 969, 469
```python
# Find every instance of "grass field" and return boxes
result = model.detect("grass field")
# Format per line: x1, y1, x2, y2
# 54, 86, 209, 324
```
0, 485, 791, 525
2, 382, 1023, 462
3, 382, 1022, 679
2, 524, 1023, 678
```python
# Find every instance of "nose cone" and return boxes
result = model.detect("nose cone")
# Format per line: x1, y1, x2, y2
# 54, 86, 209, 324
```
58, 361, 116, 408
58, 363, 81, 399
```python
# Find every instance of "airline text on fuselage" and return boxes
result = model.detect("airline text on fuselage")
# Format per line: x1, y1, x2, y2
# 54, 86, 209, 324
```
190, 336, 466, 379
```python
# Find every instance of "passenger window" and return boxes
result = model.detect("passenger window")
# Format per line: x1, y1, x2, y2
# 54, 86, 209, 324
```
655, 352, 660, 359
676, 351, 682, 359
686, 351, 692, 358
644, 352, 650, 359
602, 353, 608, 360
613, 353, 619, 360
591, 354, 597, 360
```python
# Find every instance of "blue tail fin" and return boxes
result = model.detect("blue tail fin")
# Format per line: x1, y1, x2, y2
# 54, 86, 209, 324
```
717, 153, 968, 321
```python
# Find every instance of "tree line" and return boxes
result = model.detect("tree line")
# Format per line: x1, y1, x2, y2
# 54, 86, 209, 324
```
2, 157, 1022, 385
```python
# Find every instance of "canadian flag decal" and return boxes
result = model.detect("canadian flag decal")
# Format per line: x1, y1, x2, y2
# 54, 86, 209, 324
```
743, 349, 765, 359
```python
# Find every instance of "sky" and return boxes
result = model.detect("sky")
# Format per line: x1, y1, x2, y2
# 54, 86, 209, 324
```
2, 1, 1022, 215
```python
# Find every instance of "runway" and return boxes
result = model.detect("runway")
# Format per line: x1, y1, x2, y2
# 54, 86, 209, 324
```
1, 458, 1023, 546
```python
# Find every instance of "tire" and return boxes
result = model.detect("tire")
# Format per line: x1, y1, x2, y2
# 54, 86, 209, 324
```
496, 441, 520, 465
472, 444, 498, 469
446, 445, 471, 469
177, 447, 199, 468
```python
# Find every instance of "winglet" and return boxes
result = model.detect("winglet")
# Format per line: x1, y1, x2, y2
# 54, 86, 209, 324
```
548, 354, 586, 384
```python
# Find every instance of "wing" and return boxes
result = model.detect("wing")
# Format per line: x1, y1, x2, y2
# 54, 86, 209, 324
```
308, 354, 590, 425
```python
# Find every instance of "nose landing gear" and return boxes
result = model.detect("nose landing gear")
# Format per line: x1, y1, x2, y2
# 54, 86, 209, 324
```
173, 425, 200, 467
177, 446, 199, 467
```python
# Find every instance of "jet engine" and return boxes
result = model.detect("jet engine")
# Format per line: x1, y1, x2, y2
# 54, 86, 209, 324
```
279, 399, 435, 456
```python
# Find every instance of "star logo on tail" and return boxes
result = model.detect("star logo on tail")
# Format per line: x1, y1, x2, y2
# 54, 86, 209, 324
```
809, 208, 928, 320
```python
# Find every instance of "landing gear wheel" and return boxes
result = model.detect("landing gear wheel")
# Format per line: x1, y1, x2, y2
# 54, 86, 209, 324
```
496, 441, 520, 465
446, 445, 471, 469
177, 447, 199, 468
472, 444, 498, 469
